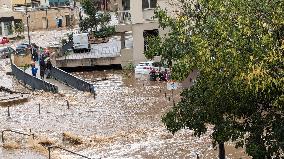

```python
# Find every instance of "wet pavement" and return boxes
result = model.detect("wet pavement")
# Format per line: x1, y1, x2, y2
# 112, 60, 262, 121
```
0, 60, 250, 158
26, 62, 73, 92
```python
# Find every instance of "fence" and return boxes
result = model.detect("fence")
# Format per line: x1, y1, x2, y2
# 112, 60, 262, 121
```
11, 63, 58, 93
2, 129, 35, 143
48, 146, 94, 159
50, 66, 94, 93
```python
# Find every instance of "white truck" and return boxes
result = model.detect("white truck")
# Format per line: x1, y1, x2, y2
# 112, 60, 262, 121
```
72, 33, 90, 53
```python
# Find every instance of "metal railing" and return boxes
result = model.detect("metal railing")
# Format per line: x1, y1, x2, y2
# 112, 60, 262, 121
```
11, 63, 58, 93
117, 10, 132, 24
48, 146, 94, 159
50, 66, 95, 93
1, 129, 35, 143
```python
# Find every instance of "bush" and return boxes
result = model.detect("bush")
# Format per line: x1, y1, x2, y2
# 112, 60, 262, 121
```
94, 26, 115, 38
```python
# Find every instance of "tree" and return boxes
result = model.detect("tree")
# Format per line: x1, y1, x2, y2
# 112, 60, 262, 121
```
80, 0, 111, 34
14, 21, 24, 36
145, 0, 284, 158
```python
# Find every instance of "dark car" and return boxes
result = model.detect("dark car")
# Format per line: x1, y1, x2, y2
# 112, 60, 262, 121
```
0, 46, 16, 59
16, 44, 29, 54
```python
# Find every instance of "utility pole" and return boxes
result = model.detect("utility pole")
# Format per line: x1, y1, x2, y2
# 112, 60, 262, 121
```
45, 0, 48, 29
25, 0, 31, 44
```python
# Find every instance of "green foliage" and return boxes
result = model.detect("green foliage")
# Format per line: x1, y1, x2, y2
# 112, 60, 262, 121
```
148, 0, 284, 158
123, 62, 134, 70
23, 64, 30, 72
80, 0, 111, 33
14, 22, 24, 35
61, 39, 67, 45
67, 32, 73, 41
93, 26, 115, 38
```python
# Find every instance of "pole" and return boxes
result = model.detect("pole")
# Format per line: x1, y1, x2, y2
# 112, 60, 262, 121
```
45, 0, 48, 29
2, 131, 4, 143
7, 106, 10, 117
38, 103, 41, 115
25, 0, 31, 44
66, 100, 70, 109
48, 147, 51, 159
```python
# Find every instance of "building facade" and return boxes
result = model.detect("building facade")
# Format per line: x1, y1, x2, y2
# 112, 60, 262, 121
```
0, 0, 79, 31
113, 0, 178, 67
0, 7, 16, 37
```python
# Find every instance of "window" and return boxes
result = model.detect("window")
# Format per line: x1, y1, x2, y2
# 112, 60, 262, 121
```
4, 22, 13, 35
142, 0, 157, 9
0, 24, 2, 36
122, 0, 130, 10
143, 29, 159, 51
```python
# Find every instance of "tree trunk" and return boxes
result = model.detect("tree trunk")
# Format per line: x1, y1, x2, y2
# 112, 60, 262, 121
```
219, 142, 225, 159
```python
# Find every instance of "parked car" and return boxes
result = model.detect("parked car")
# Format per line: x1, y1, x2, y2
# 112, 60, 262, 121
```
0, 46, 16, 59
15, 43, 34, 55
16, 44, 29, 54
135, 61, 167, 74
0, 37, 9, 45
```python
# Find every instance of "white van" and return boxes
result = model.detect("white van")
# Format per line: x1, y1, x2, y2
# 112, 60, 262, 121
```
73, 33, 90, 52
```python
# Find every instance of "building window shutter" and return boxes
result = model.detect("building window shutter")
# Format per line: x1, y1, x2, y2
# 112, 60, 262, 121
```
142, 0, 149, 9
150, 0, 157, 8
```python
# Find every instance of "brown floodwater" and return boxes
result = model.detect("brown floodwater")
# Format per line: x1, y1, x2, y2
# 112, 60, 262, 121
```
0, 68, 250, 159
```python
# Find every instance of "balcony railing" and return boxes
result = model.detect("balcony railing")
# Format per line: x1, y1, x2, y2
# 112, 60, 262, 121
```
116, 10, 132, 24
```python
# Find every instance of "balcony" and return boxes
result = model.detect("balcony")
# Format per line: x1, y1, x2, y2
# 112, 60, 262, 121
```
117, 10, 132, 24
143, 8, 155, 21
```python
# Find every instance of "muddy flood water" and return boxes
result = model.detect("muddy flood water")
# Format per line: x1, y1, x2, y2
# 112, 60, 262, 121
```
0, 62, 250, 158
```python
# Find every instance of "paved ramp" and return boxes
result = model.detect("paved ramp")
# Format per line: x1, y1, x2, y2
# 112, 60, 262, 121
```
27, 62, 73, 92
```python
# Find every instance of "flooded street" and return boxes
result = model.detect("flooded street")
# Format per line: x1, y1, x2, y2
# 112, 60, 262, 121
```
0, 61, 249, 158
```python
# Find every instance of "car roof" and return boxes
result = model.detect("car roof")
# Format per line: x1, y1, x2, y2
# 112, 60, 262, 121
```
0, 46, 12, 49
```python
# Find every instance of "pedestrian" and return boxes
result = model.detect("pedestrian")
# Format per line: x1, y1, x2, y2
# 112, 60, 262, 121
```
39, 58, 45, 79
149, 69, 157, 81
45, 59, 52, 79
31, 65, 38, 77
163, 69, 169, 81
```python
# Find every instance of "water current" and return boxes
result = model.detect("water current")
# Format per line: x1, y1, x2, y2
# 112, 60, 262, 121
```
0, 60, 250, 159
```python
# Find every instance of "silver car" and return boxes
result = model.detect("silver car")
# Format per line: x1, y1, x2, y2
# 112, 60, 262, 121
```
0, 46, 16, 59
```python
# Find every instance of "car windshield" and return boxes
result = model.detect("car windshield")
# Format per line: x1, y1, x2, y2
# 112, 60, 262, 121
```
0, 48, 6, 52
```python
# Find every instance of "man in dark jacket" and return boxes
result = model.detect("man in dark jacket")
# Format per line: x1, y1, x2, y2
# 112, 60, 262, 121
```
39, 58, 45, 79
45, 59, 52, 78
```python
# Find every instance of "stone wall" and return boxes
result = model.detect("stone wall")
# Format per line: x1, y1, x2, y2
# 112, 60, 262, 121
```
13, 8, 78, 31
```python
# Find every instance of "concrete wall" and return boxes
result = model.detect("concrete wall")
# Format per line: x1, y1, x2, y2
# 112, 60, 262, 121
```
56, 56, 122, 67
120, 48, 133, 68
113, 0, 174, 66
0, 0, 12, 9
13, 53, 32, 67
132, 22, 158, 65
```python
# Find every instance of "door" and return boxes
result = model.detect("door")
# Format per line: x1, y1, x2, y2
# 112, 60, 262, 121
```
42, 17, 47, 29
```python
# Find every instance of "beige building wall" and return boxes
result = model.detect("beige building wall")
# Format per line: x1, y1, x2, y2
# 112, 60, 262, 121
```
13, 8, 75, 31
13, 53, 32, 67
115, 0, 176, 66
0, 0, 12, 8
12, 0, 31, 6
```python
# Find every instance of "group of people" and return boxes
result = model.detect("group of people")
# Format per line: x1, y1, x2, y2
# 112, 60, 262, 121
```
149, 69, 170, 81
31, 48, 52, 79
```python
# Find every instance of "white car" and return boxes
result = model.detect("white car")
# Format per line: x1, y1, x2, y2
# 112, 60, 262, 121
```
135, 61, 167, 74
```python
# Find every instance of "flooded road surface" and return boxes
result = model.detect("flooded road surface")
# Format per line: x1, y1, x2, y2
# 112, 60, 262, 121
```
0, 65, 250, 158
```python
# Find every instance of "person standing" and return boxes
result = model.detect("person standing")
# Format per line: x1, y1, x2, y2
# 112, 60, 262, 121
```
39, 58, 45, 79
31, 65, 38, 77
45, 59, 52, 79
